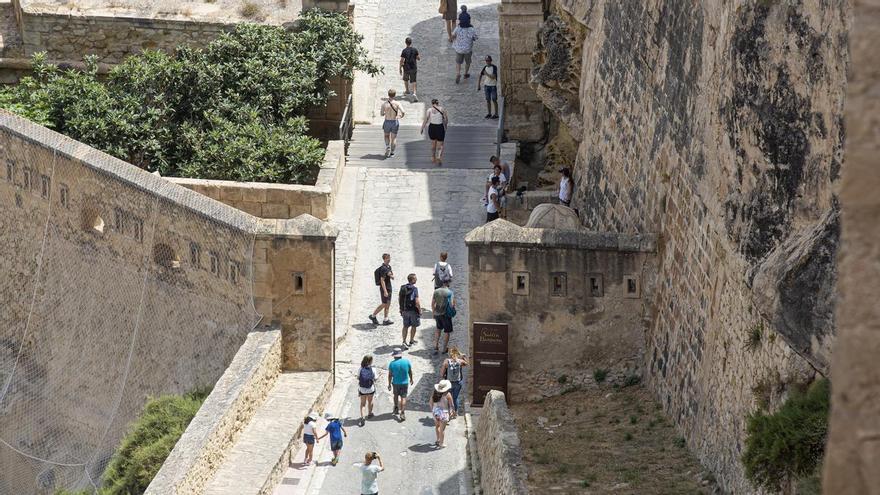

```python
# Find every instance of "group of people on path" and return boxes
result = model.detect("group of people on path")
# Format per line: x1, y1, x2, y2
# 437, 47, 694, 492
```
380, 3, 499, 166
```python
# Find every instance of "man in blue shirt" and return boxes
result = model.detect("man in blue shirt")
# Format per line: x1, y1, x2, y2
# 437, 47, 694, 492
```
387, 348, 414, 420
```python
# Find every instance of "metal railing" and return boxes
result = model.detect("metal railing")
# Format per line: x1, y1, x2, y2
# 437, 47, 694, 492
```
338, 93, 354, 152
496, 95, 505, 158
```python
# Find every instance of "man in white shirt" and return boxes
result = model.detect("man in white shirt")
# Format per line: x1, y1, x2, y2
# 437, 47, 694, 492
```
452, 17, 478, 84
360, 452, 384, 495
486, 176, 501, 222
477, 55, 499, 119
559, 167, 573, 207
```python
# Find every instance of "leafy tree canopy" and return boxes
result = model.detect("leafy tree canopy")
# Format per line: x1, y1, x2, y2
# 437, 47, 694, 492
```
1, 9, 378, 184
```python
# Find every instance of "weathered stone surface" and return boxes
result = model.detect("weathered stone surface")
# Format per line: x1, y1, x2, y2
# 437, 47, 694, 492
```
475, 391, 529, 495
523, 203, 580, 229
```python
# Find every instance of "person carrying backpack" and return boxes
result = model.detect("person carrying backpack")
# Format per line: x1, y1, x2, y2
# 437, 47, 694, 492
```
432, 251, 453, 289
369, 253, 394, 326
358, 355, 377, 427
439, 347, 468, 418
399, 37, 420, 101
431, 280, 456, 355
398, 273, 421, 348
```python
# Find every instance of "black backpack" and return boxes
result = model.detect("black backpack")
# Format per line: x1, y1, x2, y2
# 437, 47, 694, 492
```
399, 285, 417, 311
374, 265, 384, 286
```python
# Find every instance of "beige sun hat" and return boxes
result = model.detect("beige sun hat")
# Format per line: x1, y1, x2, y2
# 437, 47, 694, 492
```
435, 380, 452, 393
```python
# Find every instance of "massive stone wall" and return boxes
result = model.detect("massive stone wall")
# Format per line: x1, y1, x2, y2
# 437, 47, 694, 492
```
0, 111, 336, 493
823, 1, 878, 492
526, 1, 847, 491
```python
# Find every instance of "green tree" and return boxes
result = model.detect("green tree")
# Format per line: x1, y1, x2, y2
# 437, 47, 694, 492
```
742, 378, 830, 492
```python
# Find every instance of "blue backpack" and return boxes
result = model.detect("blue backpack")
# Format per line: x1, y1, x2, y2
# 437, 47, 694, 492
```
358, 367, 375, 388
445, 292, 457, 318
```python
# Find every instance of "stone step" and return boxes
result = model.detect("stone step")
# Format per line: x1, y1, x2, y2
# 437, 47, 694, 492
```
204, 371, 332, 495
351, 124, 499, 143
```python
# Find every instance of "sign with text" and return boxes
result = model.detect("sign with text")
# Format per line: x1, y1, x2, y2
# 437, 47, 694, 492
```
472, 322, 509, 406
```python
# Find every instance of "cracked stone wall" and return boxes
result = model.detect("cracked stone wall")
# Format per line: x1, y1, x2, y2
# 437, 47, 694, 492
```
526, 1, 848, 491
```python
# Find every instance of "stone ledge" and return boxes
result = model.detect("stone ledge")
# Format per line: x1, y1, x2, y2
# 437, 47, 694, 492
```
464, 218, 657, 253
146, 327, 283, 495
256, 214, 339, 240
475, 390, 529, 495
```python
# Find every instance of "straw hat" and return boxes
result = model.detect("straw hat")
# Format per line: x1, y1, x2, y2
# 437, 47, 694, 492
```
434, 380, 452, 393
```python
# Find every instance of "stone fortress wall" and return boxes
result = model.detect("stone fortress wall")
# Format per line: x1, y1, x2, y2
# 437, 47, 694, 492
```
499, 0, 847, 491
0, 110, 336, 493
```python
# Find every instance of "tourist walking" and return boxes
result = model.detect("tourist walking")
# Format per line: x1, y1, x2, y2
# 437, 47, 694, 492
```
432, 251, 453, 289
301, 412, 319, 465
431, 281, 456, 355
451, 15, 478, 84
381, 90, 404, 158
400, 37, 420, 101
486, 176, 501, 222
429, 380, 455, 447
421, 99, 448, 166
369, 253, 394, 325
360, 452, 384, 495
388, 348, 414, 420
358, 355, 377, 427
559, 167, 573, 207
439, 0, 458, 42
477, 55, 499, 118
440, 348, 468, 417
398, 273, 421, 347
318, 412, 347, 466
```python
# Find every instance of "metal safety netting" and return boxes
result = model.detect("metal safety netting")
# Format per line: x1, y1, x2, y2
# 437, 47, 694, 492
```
0, 121, 261, 494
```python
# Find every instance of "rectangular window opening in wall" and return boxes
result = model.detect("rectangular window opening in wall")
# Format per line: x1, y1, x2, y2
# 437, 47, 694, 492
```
132, 218, 144, 243
588, 273, 604, 297
40, 175, 50, 199
292, 272, 305, 295
114, 208, 125, 233
190, 242, 201, 268
6, 160, 14, 182
22, 167, 31, 190
59, 184, 69, 208
512, 271, 529, 296
551, 272, 567, 297
229, 261, 241, 285
209, 252, 220, 277
624, 275, 641, 299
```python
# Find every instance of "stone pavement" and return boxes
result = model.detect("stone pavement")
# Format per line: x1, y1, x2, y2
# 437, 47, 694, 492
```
273, 0, 501, 493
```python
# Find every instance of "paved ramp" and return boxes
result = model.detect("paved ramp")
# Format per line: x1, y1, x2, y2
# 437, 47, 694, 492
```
346, 125, 499, 169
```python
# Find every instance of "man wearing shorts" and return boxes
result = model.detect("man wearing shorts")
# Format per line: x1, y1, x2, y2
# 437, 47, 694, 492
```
432, 280, 456, 355
369, 253, 394, 325
381, 89, 404, 157
451, 16, 478, 84
477, 55, 499, 119
398, 273, 421, 348
388, 348, 413, 420
400, 37, 420, 101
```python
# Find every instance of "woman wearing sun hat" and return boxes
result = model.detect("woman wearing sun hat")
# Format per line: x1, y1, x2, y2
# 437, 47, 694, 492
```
301, 412, 319, 465
429, 380, 455, 447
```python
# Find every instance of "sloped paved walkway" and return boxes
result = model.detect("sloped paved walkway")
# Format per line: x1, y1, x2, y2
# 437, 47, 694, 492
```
275, 0, 501, 493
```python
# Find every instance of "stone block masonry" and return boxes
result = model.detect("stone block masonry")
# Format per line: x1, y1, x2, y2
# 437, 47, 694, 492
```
474, 390, 529, 495
531, 1, 848, 491
498, 0, 545, 142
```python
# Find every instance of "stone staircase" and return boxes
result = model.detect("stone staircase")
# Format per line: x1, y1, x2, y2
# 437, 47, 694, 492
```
346, 124, 500, 169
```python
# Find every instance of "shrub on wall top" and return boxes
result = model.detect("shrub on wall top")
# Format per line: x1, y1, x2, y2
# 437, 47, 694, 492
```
0, 9, 379, 184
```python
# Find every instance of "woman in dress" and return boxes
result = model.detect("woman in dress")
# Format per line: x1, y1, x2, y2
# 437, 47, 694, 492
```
442, 0, 458, 42
421, 99, 449, 166
429, 380, 455, 447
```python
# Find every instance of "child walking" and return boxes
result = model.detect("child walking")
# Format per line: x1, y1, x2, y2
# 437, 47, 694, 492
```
319, 412, 348, 466
302, 412, 319, 465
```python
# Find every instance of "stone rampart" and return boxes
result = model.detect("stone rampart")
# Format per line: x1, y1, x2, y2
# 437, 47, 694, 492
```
522, 1, 847, 491
474, 390, 529, 495
0, 110, 336, 493
465, 220, 656, 401
146, 327, 283, 495
169, 140, 345, 221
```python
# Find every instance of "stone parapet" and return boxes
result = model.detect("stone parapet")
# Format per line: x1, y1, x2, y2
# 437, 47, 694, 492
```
146, 327, 283, 495
169, 140, 346, 221
474, 391, 529, 495
465, 218, 657, 253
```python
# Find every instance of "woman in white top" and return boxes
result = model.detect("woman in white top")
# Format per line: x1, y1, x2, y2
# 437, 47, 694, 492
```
301, 412, 319, 465
559, 167, 573, 206
429, 380, 455, 447
421, 98, 449, 166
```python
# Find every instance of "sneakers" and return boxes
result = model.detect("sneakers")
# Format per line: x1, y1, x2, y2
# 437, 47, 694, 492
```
384, 146, 391, 157
411, 93, 419, 102
464, 73, 471, 79
491, 114, 499, 119
400, 412, 406, 420
331, 457, 338, 466
393, 406, 399, 415
409, 339, 417, 346
369, 314, 379, 325
403, 90, 412, 95
455, 74, 461, 84
485, 113, 492, 119
390, 143, 396, 156
367, 412, 375, 419
382, 319, 394, 325
359, 417, 366, 427
401, 342, 409, 349
433, 348, 439, 355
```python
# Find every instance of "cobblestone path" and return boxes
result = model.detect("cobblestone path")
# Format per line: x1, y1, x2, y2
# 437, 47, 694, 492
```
275, 0, 501, 493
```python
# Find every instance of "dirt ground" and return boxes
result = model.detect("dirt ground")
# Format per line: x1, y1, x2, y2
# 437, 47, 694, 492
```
510, 385, 718, 494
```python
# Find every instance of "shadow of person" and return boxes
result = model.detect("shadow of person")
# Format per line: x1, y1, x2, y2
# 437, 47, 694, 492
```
352, 323, 379, 331
408, 442, 442, 453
